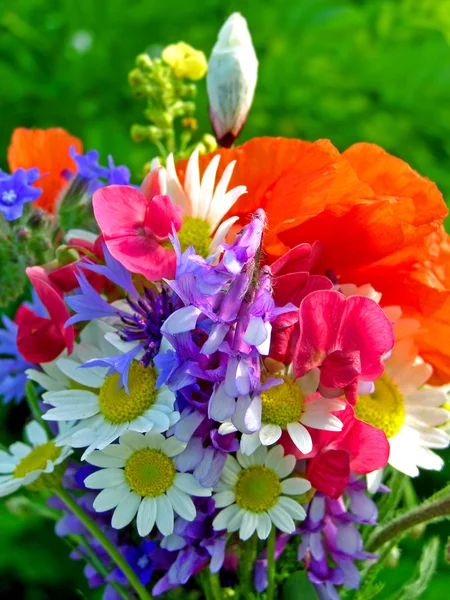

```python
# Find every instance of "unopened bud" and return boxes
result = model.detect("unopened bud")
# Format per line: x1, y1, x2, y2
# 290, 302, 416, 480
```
384, 546, 401, 568
28, 208, 46, 228
16, 226, 30, 242
207, 13, 258, 148
56, 245, 79, 266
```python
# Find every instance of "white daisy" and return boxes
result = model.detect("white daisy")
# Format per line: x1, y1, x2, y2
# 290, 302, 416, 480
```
212, 444, 311, 540
84, 430, 212, 536
231, 374, 345, 456
0, 421, 72, 497
356, 371, 450, 490
36, 323, 179, 460
164, 148, 246, 253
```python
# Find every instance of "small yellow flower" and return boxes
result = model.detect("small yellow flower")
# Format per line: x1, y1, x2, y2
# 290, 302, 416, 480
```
162, 42, 207, 81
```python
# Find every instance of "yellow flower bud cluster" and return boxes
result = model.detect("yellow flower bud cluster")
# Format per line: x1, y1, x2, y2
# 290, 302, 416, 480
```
128, 44, 210, 163
162, 42, 207, 81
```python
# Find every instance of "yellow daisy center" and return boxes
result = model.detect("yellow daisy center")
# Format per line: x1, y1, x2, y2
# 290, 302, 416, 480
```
234, 465, 281, 513
355, 373, 406, 438
125, 448, 176, 497
98, 362, 157, 425
261, 375, 304, 429
13, 442, 61, 479
177, 216, 211, 258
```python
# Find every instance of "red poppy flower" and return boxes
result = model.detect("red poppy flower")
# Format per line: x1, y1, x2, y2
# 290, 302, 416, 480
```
178, 138, 450, 383
7, 127, 83, 213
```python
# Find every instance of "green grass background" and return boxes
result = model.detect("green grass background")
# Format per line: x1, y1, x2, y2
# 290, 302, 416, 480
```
1, 0, 450, 597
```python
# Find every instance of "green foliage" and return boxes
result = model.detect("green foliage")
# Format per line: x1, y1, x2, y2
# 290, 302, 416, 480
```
282, 570, 319, 600
1, 0, 450, 598
2, 0, 450, 212
390, 537, 440, 600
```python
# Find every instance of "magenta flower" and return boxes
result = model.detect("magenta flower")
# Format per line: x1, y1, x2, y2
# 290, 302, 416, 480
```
93, 173, 183, 281
293, 290, 394, 403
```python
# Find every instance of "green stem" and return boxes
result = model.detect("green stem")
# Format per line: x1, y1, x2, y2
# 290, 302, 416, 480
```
76, 536, 129, 600
209, 571, 223, 600
377, 470, 405, 524
366, 495, 450, 553
25, 381, 51, 435
55, 488, 152, 600
240, 534, 258, 596
266, 527, 277, 600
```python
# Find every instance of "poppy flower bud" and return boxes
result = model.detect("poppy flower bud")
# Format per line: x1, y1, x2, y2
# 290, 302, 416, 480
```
207, 13, 258, 148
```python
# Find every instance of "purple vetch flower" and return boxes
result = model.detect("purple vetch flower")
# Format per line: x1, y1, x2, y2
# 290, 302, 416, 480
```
253, 478, 384, 597
156, 210, 295, 438
0, 167, 42, 220
297, 479, 382, 596
152, 498, 228, 596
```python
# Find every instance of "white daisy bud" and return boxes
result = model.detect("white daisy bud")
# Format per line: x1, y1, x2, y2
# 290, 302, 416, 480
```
207, 13, 258, 147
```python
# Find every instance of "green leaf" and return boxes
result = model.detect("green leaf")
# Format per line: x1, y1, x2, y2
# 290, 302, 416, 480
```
393, 537, 440, 600
282, 570, 319, 600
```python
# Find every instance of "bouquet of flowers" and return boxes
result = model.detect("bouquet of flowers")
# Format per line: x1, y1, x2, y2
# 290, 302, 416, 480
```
1, 12, 449, 600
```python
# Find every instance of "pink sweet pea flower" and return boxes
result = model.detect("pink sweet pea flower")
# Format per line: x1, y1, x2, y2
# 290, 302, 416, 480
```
293, 290, 394, 403
269, 242, 333, 364
92, 167, 183, 281
281, 403, 389, 498
16, 267, 74, 363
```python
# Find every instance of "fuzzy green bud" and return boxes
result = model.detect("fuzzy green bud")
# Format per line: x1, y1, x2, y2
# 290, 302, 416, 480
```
56, 245, 80, 267
128, 68, 145, 87
0, 238, 27, 307
136, 53, 153, 70
202, 133, 219, 153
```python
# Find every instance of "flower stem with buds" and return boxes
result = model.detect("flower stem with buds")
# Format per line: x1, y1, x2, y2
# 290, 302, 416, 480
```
366, 494, 450, 552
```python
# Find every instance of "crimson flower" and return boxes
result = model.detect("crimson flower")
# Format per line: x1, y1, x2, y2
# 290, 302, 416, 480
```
16, 267, 74, 363
281, 403, 389, 498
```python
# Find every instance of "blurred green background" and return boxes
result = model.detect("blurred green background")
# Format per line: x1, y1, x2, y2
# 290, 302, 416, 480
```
1, 0, 450, 598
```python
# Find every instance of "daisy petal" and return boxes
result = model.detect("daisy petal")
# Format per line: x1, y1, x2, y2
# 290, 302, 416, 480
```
287, 422, 313, 454
87, 451, 126, 469
239, 511, 258, 540
167, 486, 196, 521
281, 478, 311, 496
25, 421, 48, 446
212, 504, 240, 532
256, 512, 272, 540
268, 504, 296, 533
136, 496, 157, 537
213, 490, 235, 509
174, 473, 212, 497
156, 494, 174, 536
273, 455, 296, 479
278, 496, 307, 521
111, 492, 141, 529
84, 468, 126, 489
93, 482, 130, 512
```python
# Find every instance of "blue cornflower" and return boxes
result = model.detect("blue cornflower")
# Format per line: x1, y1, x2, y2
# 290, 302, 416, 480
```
120, 541, 156, 586
0, 167, 42, 221
68, 146, 131, 194
0, 291, 45, 404
65, 244, 176, 389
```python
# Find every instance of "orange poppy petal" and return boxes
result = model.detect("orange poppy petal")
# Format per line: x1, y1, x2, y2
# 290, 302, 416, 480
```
177, 137, 375, 259
7, 127, 83, 213
178, 137, 450, 383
